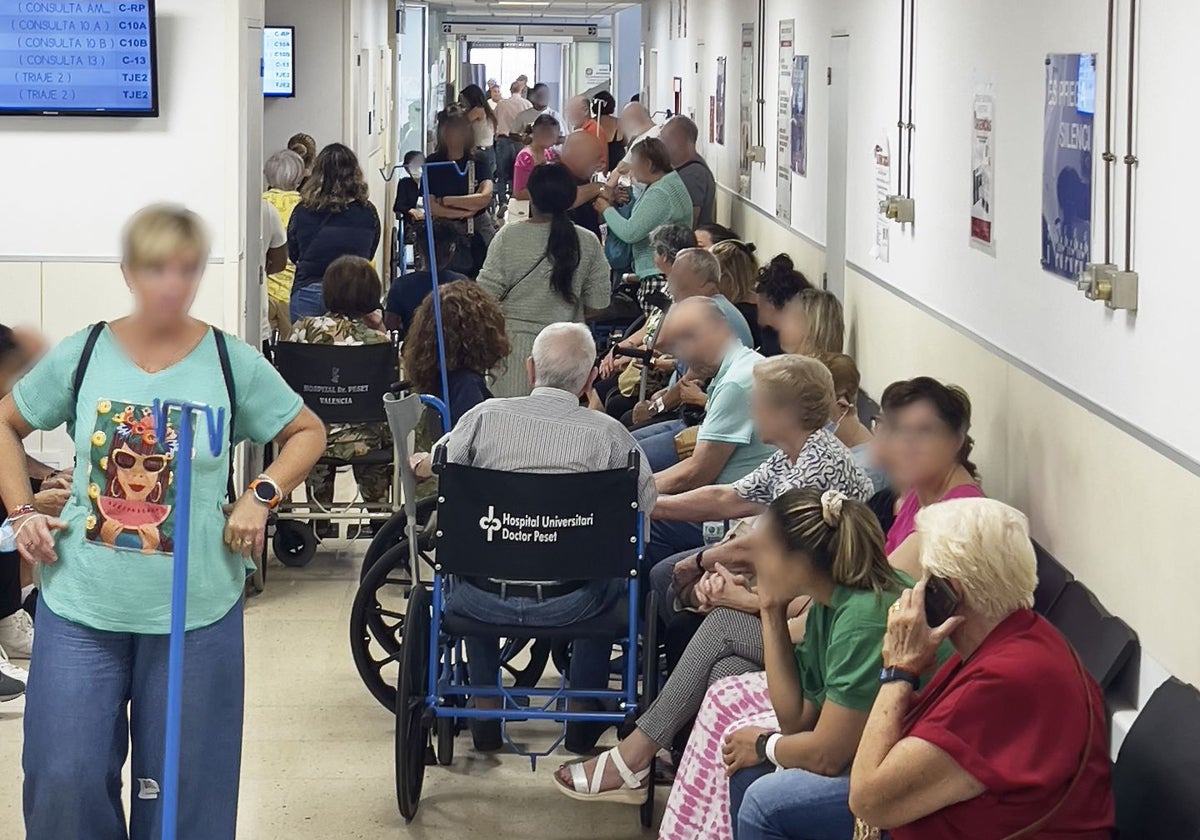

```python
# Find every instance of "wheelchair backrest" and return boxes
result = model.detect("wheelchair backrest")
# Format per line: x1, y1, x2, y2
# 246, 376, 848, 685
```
434, 460, 642, 582
274, 341, 399, 425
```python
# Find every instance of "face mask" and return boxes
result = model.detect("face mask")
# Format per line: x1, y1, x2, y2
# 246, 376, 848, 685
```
824, 405, 851, 434
0, 519, 15, 554
408, 165, 423, 179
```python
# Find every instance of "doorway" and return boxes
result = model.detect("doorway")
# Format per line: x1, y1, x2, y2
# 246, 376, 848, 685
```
824, 33, 850, 297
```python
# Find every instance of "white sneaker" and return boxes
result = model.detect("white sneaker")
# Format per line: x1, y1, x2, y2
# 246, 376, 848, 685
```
0, 611, 34, 659
0, 646, 27, 688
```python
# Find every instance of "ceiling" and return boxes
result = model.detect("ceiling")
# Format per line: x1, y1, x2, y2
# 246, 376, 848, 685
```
429, 0, 638, 22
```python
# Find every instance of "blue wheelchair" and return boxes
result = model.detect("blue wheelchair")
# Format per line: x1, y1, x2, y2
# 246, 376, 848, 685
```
393, 425, 660, 827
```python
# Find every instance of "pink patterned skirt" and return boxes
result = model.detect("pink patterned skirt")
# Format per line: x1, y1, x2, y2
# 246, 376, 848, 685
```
658, 671, 777, 840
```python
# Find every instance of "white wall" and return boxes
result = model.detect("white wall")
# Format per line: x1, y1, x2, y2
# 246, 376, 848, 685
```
645, 0, 1200, 687
263, 0, 348, 155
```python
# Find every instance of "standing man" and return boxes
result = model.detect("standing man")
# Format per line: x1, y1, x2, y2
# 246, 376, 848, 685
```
661, 115, 716, 226
559, 131, 607, 240
514, 84, 566, 140
493, 81, 532, 205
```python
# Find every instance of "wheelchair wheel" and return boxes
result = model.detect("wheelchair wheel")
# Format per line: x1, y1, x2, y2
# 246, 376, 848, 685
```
350, 541, 417, 711
273, 519, 318, 567
396, 584, 431, 822
641, 590, 661, 830
360, 496, 437, 583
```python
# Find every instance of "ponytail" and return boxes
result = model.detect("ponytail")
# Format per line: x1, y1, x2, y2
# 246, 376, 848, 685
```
526, 163, 581, 305
767, 488, 898, 599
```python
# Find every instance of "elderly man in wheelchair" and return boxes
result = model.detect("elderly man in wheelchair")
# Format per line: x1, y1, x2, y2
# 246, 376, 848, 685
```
394, 323, 660, 823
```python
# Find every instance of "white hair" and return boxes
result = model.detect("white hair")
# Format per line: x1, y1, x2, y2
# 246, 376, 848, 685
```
531, 323, 596, 393
264, 149, 305, 191
674, 248, 721, 288
916, 498, 1037, 618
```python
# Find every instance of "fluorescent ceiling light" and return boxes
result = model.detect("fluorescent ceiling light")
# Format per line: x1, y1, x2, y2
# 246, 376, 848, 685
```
493, 1, 551, 5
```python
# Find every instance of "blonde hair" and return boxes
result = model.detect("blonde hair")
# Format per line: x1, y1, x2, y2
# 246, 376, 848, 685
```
121, 203, 210, 270
767, 488, 897, 598
753, 354, 835, 432
790, 289, 845, 355
916, 498, 1036, 618
711, 240, 759, 304
815, 352, 861, 402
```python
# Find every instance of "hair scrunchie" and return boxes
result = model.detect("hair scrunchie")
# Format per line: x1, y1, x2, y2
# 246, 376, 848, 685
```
821, 489, 847, 527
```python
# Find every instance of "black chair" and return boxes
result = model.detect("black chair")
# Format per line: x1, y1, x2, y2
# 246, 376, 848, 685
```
1033, 541, 1074, 614
1046, 581, 1139, 711
1113, 677, 1200, 839
266, 340, 401, 566
393, 451, 659, 826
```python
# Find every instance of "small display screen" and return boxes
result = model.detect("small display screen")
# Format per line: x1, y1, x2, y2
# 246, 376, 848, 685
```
263, 25, 294, 98
0, 0, 159, 116
1076, 54, 1096, 116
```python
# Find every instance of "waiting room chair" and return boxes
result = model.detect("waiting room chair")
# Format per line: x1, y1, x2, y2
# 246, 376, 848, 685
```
1113, 677, 1200, 839
1046, 581, 1139, 712
1032, 541, 1074, 614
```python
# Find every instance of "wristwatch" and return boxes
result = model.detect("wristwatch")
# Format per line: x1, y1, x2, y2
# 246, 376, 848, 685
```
879, 666, 920, 689
248, 474, 282, 510
755, 731, 774, 764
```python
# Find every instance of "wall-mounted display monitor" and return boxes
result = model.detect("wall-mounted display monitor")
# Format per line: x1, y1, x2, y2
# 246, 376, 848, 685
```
263, 26, 294, 98
0, 0, 159, 117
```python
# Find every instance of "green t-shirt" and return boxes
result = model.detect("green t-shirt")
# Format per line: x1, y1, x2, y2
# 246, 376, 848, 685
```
13, 325, 303, 634
697, 343, 778, 484
795, 572, 953, 712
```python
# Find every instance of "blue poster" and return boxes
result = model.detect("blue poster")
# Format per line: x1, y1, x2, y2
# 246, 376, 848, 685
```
1041, 53, 1096, 281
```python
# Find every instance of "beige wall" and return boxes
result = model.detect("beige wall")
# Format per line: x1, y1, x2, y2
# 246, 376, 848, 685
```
718, 190, 1200, 687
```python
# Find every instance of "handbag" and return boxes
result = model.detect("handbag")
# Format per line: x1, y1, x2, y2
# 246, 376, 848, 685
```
851, 644, 1096, 840
497, 253, 548, 303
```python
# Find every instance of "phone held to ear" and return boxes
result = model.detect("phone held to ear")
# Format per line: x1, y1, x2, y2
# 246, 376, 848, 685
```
924, 576, 960, 627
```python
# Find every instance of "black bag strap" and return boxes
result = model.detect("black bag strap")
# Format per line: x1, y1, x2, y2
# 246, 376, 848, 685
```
211, 327, 238, 502
497, 253, 548, 303
72, 321, 108, 402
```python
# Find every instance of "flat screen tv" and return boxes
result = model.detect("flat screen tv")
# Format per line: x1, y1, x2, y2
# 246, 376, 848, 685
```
0, 0, 159, 117
263, 26, 294, 98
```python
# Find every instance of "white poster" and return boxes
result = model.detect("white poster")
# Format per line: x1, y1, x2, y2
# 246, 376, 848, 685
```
791, 56, 809, 177
776, 20, 794, 223
971, 92, 995, 251
738, 23, 756, 197
872, 135, 891, 263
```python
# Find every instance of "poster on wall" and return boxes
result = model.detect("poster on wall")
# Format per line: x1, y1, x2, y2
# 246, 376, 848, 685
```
715, 57, 727, 146
709, 96, 716, 143
1041, 53, 1096, 281
970, 91, 995, 251
791, 56, 809, 177
776, 20, 795, 223
738, 23, 755, 196
872, 135, 892, 263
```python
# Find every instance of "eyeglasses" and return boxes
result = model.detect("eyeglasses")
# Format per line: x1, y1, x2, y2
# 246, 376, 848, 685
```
112, 450, 167, 473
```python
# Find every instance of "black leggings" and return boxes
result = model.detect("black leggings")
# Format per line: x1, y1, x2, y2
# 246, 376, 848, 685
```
0, 551, 21, 620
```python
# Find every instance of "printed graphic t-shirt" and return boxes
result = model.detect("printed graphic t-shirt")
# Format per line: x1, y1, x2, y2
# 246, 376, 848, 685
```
13, 326, 303, 634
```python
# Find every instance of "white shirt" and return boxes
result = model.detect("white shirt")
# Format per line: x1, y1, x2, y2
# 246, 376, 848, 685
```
513, 106, 565, 138
259, 200, 286, 340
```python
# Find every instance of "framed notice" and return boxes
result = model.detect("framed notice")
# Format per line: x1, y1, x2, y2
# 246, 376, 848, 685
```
776, 21, 794, 223
738, 23, 755, 196
791, 56, 809, 177
714, 57, 727, 146
970, 91, 995, 250
1041, 53, 1096, 281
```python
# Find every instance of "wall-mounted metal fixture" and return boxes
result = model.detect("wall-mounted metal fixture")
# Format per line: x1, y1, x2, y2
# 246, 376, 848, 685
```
883, 0, 916, 225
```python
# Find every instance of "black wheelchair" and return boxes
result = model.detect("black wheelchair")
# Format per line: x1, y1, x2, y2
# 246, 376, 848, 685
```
393, 444, 660, 827
265, 339, 402, 567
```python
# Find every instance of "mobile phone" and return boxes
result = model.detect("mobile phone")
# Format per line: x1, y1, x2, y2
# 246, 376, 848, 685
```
924, 576, 960, 627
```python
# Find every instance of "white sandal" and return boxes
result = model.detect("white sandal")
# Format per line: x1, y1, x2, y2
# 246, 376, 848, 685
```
553, 747, 650, 805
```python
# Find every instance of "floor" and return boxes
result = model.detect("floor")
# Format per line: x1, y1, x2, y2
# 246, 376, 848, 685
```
0, 538, 663, 838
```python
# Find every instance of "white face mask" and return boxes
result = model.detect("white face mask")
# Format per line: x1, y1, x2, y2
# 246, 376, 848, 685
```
824, 405, 851, 434
408, 165, 423, 179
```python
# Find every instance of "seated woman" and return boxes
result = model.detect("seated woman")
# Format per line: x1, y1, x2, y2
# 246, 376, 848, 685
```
778, 287, 845, 356
695, 222, 739, 250
816, 352, 888, 494
849, 498, 1114, 839
478, 163, 610, 398
511, 113, 561, 201
289, 256, 392, 530
711, 239, 762, 350
392, 150, 425, 226
876, 377, 984, 576
754, 254, 811, 357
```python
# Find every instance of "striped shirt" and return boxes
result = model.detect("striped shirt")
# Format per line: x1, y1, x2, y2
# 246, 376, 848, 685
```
438, 387, 658, 514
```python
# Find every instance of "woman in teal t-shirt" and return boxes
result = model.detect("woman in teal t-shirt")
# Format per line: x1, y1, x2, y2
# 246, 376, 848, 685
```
0, 204, 326, 839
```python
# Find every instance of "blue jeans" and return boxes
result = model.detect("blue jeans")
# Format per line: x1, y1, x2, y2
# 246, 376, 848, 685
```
730, 765, 854, 840
290, 283, 325, 322
24, 597, 245, 840
632, 418, 687, 472
444, 579, 624, 693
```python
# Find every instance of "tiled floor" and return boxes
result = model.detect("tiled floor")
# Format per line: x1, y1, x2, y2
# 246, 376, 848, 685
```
0, 541, 662, 838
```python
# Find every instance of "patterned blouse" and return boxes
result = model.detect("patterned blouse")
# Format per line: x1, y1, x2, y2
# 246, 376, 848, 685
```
732, 427, 875, 504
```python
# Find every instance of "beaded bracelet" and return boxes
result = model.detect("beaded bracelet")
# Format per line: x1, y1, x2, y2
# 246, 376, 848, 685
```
8, 504, 36, 520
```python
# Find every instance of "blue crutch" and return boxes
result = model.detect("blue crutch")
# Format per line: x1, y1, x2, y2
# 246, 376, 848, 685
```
151, 399, 227, 840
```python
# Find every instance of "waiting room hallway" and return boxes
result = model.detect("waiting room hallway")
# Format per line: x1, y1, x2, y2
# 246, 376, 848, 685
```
0, 544, 661, 838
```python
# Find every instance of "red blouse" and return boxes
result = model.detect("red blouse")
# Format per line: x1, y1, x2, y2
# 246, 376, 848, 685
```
889, 610, 1114, 840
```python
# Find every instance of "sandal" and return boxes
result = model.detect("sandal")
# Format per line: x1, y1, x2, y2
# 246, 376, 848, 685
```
553, 747, 650, 805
